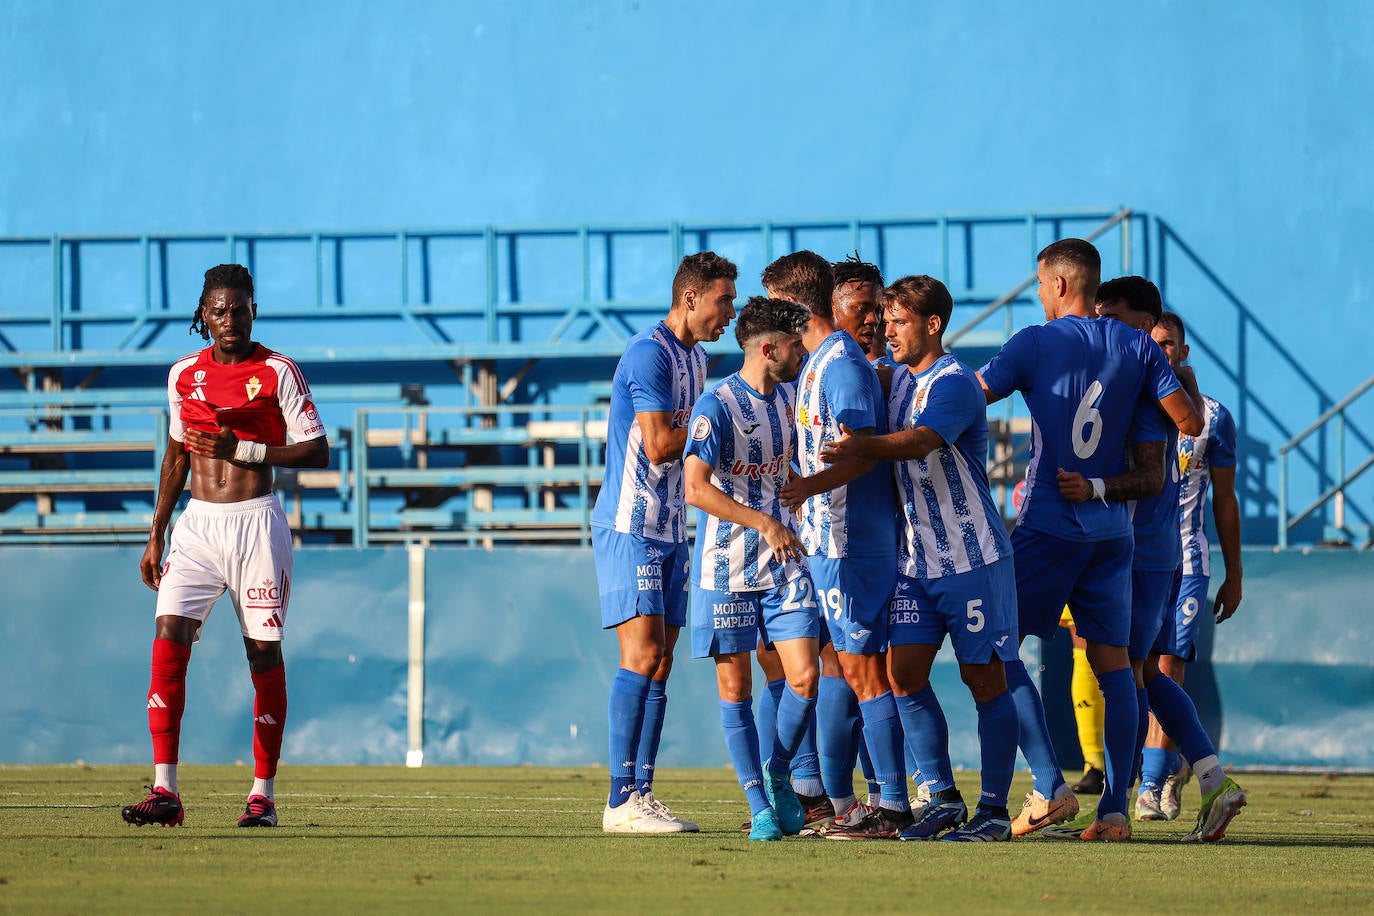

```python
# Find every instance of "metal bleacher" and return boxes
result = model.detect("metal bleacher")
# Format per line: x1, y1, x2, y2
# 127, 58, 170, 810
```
0, 207, 1143, 545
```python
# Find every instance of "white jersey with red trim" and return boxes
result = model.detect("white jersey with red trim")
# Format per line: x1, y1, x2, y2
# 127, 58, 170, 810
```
167, 344, 325, 447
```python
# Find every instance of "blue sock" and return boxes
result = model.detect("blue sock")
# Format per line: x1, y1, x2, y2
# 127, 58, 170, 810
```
770, 684, 817, 775
1096, 667, 1139, 818
608, 668, 651, 807
858, 691, 909, 811
976, 690, 1018, 809
818, 675, 860, 800
720, 699, 770, 815
790, 696, 824, 797
756, 678, 784, 764
635, 678, 667, 796
858, 730, 881, 798
893, 686, 955, 793
1005, 659, 1065, 797
1134, 686, 1150, 789
1141, 747, 1169, 793
1147, 674, 1216, 765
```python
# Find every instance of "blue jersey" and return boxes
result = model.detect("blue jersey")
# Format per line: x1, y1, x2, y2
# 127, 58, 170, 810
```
1179, 396, 1237, 577
591, 322, 707, 542
979, 315, 1180, 542
890, 354, 1011, 579
1127, 397, 1183, 572
684, 374, 803, 592
794, 331, 897, 559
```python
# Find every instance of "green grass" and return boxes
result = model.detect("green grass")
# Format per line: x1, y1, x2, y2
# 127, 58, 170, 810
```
2, 766, 1372, 913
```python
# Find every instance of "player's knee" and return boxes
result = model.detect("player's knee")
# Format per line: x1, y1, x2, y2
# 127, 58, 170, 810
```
786, 664, 819, 700
622, 642, 664, 676
244, 638, 283, 673
960, 662, 1007, 704
155, 615, 197, 646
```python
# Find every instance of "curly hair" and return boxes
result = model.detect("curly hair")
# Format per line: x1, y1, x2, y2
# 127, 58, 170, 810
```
734, 296, 811, 348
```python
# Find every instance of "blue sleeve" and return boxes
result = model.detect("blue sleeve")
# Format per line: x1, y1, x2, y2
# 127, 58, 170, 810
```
1141, 336, 1182, 403
684, 395, 725, 468
1129, 394, 1170, 443
824, 356, 881, 431
621, 339, 675, 413
979, 326, 1037, 398
917, 372, 983, 446
1211, 403, 1238, 468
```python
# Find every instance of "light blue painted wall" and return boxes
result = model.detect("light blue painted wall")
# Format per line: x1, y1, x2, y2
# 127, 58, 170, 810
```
2, 1, 1370, 377
3, 546, 1371, 770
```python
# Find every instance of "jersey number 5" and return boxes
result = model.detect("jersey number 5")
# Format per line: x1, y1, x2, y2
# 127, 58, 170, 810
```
1072, 380, 1105, 459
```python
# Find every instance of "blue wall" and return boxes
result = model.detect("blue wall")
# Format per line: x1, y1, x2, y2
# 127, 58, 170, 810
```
4, 1, 1372, 539
3, 545, 1371, 770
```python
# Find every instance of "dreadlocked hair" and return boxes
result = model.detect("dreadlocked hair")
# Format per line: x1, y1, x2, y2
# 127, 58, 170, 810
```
191, 263, 255, 340
832, 252, 884, 289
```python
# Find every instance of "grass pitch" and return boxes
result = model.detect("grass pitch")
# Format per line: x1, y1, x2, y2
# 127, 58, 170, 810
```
2, 766, 1372, 914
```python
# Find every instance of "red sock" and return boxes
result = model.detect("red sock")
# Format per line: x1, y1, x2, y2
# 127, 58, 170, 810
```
148, 638, 191, 765
251, 663, 288, 779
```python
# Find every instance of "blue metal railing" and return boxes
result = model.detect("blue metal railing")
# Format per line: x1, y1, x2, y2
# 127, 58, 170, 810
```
1277, 374, 1374, 547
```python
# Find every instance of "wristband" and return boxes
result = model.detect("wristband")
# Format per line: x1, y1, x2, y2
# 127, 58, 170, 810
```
233, 439, 268, 464
1089, 477, 1106, 503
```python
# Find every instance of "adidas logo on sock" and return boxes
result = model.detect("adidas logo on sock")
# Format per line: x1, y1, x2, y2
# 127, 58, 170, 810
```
254, 714, 278, 725
148, 693, 167, 709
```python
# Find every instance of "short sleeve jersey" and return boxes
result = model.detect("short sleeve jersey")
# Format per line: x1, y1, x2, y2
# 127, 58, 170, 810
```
684, 375, 801, 592
1126, 397, 1183, 572
591, 322, 707, 543
1179, 396, 1237, 577
168, 344, 325, 447
979, 315, 1180, 542
794, 331, 897, 559
890, 354, 1011, 579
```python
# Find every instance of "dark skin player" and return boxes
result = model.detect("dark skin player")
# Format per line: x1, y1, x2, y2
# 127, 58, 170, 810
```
140, 286, 329, 674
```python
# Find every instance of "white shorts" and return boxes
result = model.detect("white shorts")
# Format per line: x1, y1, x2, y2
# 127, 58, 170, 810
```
155, 494, 294, 642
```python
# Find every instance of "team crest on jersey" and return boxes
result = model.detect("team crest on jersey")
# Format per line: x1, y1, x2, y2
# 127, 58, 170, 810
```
803, 371, 816, 394
691, 416, 712, 441
1178, 437, 1197, 475
245, 376, 262, 400
193, 369, 207, 384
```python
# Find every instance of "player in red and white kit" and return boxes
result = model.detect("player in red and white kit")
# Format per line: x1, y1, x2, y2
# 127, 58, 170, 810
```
121, 264, 329, 828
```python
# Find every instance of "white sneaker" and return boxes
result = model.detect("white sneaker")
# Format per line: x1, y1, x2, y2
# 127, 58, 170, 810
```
602, 791, 684, 834
639, 790, 699, 832
1160, 762, 1191, 821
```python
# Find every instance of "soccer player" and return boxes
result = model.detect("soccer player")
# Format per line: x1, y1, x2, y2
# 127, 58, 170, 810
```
121, 264, 329, 829
683, 296, 820, 841
1142, 310, 1243, 821
822, 275, 1021, 842
1044, 277, 1245, 842
832, 253, 893, 398
978, 240, 1203, 841
770, 251, 908, 840
1079, 288, 1246, 840
593, 251, 738, 834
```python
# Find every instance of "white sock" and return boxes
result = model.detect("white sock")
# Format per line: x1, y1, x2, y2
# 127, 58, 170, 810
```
831, 794, 857, 816
251, 777, 274, 801
1192, 755, 1225, 796
155, 764, 178, 795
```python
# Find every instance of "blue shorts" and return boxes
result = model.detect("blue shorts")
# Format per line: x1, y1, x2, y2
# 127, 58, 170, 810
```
690, 569, 822, 658
808, 554, 896, 656
1157, 573, 1208, 661
1130, 567, 1182, 659
591, 528, 689, 629
887, 557, 1020, 664
1011, 528, 1132, 648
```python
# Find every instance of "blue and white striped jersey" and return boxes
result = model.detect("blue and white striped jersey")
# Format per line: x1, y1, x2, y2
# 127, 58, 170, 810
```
890, 354, 1011, 579
591, 322, 707, 542
794, 331, 897, 559
684, 374, 803, 592
1179, 396, 1237, 577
